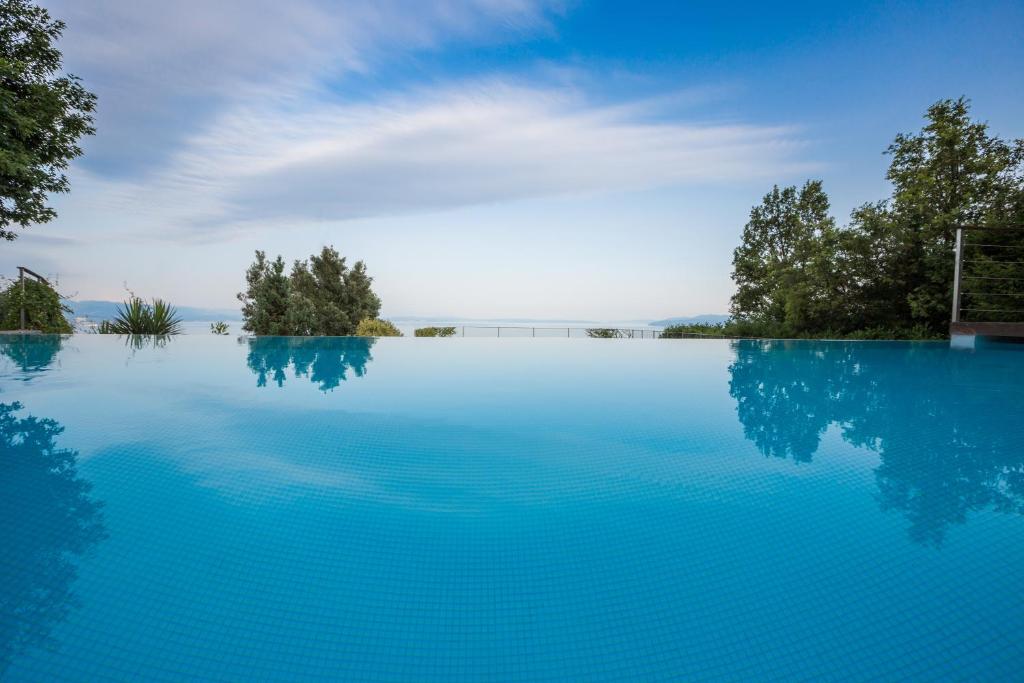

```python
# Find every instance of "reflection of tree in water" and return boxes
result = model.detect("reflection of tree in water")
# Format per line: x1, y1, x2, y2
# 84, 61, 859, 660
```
245, 337, 376, 392
0, 335, 65, 375
0, 402, 106, 672
728, 340, 1024, 545
728, 340, 845, 462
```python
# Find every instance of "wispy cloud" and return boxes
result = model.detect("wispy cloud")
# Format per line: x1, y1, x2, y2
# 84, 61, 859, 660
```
40, 0, 815, 244
55, 80, 814, 242
46, 0, 562, 174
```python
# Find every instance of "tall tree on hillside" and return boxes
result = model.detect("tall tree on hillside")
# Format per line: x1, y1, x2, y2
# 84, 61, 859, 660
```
0, 0, 95, 241
730, 181, 838, 334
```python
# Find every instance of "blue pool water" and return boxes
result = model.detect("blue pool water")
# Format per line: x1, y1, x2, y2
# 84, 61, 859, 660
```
1, 334, 1022, 681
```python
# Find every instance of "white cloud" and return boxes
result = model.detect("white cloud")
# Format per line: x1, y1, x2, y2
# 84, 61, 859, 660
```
45, 0, 562, 173
37, 0, 815, 241
53, 80, 815, 242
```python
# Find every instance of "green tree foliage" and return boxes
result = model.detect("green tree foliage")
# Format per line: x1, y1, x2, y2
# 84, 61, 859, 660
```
238, 251, 292, 335
880, 98, 1024, 327
0, 0, 96, 241
355, 318, 402, 337
730, 181, 852, 336
0, 277, 71, 332
414, 326, 456, 337
729, 98, 1024, 338
238, 247, 381, 336
97, 296, 183, 335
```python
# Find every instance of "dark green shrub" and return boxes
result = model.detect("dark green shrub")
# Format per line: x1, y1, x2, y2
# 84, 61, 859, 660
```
0, 278, 72, 333
414, 326, 456, 337
355, 318, 402, 337
585, 328, 622, 338
660, 322, 729, 338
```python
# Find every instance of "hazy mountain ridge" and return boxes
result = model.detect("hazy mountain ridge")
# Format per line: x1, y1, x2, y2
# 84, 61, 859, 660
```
68, 300, 242, 322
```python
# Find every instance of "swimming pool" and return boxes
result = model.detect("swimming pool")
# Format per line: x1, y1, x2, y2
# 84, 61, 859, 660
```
2, 334, 1022, 681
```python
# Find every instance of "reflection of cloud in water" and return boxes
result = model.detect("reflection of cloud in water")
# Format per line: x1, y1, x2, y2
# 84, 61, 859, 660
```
0, 402, 106, 673
143, 402, 625, 513
168, 439, 381, 501
728, 340, 1024, 545
244, 337, 375, 392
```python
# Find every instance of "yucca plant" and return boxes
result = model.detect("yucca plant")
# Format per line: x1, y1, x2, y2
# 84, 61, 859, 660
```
99, 296, 183, 335
210, 321, 229, 335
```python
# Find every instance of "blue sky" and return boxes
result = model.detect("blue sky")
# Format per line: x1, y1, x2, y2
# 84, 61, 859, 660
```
5, 0, 1023, 319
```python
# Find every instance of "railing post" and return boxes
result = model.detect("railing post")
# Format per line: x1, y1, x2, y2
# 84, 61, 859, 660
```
18, 267, 26, 330
951, 226, 964, 323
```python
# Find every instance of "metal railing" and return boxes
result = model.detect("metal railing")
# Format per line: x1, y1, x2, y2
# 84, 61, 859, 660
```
952, 226, 1024, 324
444, 325, 664, 338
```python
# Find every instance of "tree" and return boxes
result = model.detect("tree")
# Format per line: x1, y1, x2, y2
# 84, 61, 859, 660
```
289, 247, 381, 336
238, 247, 382, 336
875, 97, 1024, 331
726, 98, 1024, 338
238, 251, 292, 335
0, 0, 96, 241
730, 181, 837, 335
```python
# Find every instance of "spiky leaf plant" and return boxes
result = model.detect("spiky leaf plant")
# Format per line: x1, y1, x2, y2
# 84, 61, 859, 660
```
99, 296, 183, 335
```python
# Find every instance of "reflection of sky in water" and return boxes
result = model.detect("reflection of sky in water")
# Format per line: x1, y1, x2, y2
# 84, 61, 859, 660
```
1, 335, 1023, 681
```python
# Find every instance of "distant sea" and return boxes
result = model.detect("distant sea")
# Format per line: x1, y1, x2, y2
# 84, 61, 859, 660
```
174, 319, 664, 337
67, 300, 726, 336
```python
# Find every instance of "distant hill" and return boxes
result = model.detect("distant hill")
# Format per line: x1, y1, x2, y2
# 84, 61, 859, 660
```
67, 300, 242, 322
650, 314, 730, 327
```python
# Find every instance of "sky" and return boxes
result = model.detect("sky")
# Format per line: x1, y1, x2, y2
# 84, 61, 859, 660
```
4, 0, 1023, 320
